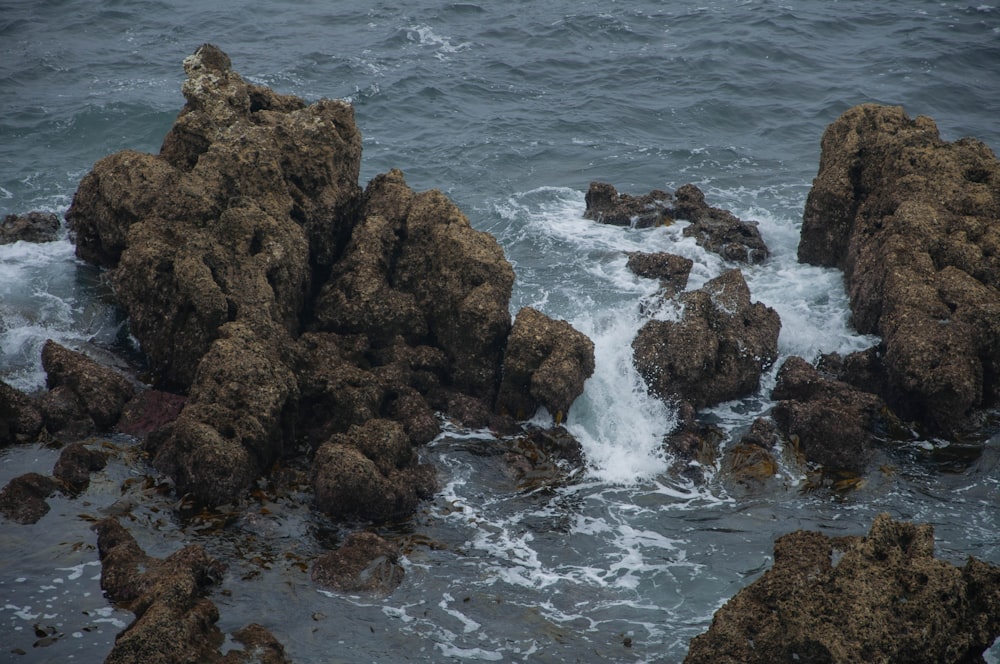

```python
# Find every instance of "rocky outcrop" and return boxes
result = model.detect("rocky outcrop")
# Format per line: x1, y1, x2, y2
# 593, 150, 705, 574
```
583, 182, 672, 228
798, 104, 1000, 435
0, 211, 60, 244
584, 182, 769, 264
311, 532, 405, 596
0, 472, 59, 524
685, 513, 1000, 664
495, 307, 595, 422
0, 380, 43, 446
770, 356, 889, 473
95, 517, 290, 664
632, 269, 780, 409
65, 45, 519, 514
626, 251, 693, 298
38, 340, 135, 440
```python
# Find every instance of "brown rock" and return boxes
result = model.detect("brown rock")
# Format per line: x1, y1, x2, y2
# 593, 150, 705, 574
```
583, 181, 672, 227
52, 440, 108, 493
311, 532, 405, 595
0, 380, 43, 446
625, 251, 693, 298
674, 184, 769, 264
0, 472, 59, 524
40, 340, 135, 438
633, 269, 780, 408
770, 356, 887, 473
95, 516, 289, 664
721, 418, 783, 488
798, 104, 1000, 434
496, 307, 595, 421
685, 513, 1000, 664
0, 211, 60, 244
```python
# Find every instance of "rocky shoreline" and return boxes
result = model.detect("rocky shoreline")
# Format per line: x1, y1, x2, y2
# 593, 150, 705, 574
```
2, 46, 999, 662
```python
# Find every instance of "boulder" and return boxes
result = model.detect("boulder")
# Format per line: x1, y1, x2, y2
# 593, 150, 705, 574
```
625, 251, 693, 298
583, 181, 672, 227
39, 340, 135, 439
495, 307, 595, 422
662, 401, 723, 482
0, 380, 43, 446
311, 531, 405, 596
0, 472, 59, 524
632, 269, 780, 408
311, 419, 437, 523
53, 440, 108, 494
798, 104, 1000, 435
0, 211, 60, 244
674, 184, 770, 264
685, 513, 1000, 664
94, 517, 290, 664
770, 356, 888, 473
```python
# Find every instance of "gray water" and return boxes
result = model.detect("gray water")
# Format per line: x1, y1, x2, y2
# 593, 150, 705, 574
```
2, 1, 1000, 662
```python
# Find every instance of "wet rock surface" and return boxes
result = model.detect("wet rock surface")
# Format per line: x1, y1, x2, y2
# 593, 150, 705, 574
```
0, 380, 44, 446
584, 181, 769, 263
53, 440, 108, 494
95, 516, 291, 664
311, 531, 405, 596
625, 251, 693, 298
0, 472, 59, 524
770, 355, 889, 473
685, 513, 1000, 664
496, 306, 596, 422
632, 268, 780, 409
0, 211, 60, 244
798, 103, 1000, 435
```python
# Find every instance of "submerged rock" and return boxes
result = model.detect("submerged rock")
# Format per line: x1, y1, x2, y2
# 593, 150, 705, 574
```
0, 472, 59, 524
0, 211, 60, 244
53, 440, 108, 494
495, 307, 595, 422
685, 513, 1000, 664
311, 532, 405, 596
632, 269, 780, 409
798, 104, 1000, 435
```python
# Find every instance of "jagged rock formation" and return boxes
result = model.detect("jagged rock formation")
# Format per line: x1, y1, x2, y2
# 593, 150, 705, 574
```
0, 211, 60, 244
632, 269, 780, 409
64, 45, 593, 516
798, 104, 1000, 435
685, 513, 1000, 664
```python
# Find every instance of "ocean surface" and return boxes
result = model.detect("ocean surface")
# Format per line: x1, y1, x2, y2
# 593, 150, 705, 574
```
2, 1, 1000, 662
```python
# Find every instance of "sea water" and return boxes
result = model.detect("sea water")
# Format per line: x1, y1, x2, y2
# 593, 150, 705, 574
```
2, 1, 999, 661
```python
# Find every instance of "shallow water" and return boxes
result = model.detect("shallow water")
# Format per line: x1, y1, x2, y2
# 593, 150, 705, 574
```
2, 1, 999, 661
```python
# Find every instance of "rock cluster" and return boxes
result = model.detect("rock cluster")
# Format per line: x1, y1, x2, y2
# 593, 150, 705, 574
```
0, 211, 60, 244
584, 181, 769, 264
63, 44, 594, 514
95, 517, 290, 664
685, 513, 1000, 663
798, 104, 1000, 435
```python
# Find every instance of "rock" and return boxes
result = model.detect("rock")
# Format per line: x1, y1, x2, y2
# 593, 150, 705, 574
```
0, 472, 59, 524
662, 401, 723, 481
583, 182, 672, 227
39, 340, 135, 439
52, 441, 108, 493
495, 307, 595, 422
65, 45, 517, 515
311, 532, 405, 596
0, 380, 43, 446
95, 516, 289, 664
116, 389, 187, 438
0, 211, 60, 244
798, 104, 1000, 435
720, 417, 782, 488
684, 513, 1000, 664
674, 184, 770, 264
625, 251, 693, 298
502, 426, 585, 490
770, 356, 887, 473
632, 269, 780, 408
311, 419, 437, 523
